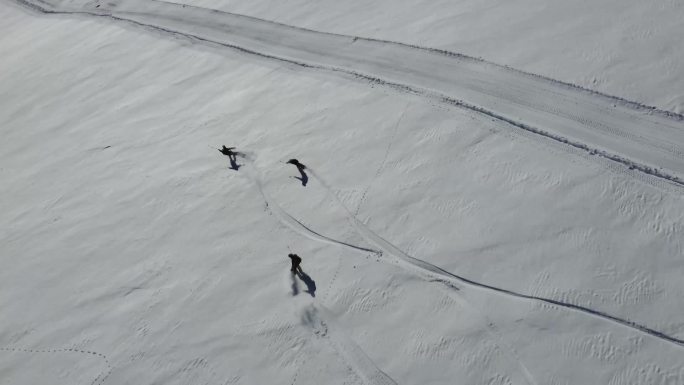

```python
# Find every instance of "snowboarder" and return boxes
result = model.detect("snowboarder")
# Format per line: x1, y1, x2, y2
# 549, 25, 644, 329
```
288, 253, 302, 273
287, 159, 308, 186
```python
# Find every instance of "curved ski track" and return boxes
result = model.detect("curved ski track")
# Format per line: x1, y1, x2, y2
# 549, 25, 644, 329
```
243, 161, 378, 256
246, 158, 538, 384
242, 160, 397, 385
307, 167, 684, 350
242, 155, 684, 351
13, 0, 684, 190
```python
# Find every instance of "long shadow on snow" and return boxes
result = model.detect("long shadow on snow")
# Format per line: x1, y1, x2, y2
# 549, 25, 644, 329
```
291, 166, 308, 186
289, 270, 316, 297
228, 153, 242, 171
296, 270, 316, 297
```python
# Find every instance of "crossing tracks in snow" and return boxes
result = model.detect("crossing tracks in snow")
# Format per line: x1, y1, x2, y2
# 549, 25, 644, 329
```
238, 155, 684, 382
244, 156, 684, 352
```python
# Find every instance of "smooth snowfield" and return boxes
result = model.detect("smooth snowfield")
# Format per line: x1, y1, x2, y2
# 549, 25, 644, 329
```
1, 1, 684, 385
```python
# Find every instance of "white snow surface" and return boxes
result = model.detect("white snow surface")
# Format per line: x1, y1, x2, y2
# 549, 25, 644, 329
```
1, 1, 684, 385
167, 0, 684, 114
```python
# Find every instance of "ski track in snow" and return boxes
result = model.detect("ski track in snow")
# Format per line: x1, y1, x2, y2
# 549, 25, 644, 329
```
12, 0, 684, 191
301, 305, 398, 385
243, 159, 397, 385
354, 103, 409, 217
244, 160, 378, 256
246, 156, 531, 384
9, 0, 684, 381
307, 168, 684, 351
242, 155, 684, 352
0, 346, 112, 385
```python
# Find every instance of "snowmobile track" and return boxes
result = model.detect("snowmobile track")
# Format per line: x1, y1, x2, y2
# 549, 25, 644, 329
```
12, 0, 684, 191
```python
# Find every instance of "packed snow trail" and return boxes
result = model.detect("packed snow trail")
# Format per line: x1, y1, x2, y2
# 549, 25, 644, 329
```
13, 0, 684, 189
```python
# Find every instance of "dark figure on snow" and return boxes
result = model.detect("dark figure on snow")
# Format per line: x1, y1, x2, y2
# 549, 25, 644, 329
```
286, 158, 306, 169
287, 159, 308, 186
288, 253, 302, 273
218, 145, 241, 170
219, 146, 236, 156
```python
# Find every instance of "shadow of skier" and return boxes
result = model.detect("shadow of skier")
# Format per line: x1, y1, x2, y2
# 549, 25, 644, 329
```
228, 155, 241, 171
287, 158, 308, 186
296, 270, 316, 297
218, 145, 243, 171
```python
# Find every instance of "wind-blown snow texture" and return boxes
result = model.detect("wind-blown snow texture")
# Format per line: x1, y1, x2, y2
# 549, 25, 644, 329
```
1, 1, 684, 385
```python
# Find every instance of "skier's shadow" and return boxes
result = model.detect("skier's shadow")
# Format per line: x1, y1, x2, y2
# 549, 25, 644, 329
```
290, 269, 316, 297
291, 166, 308, 186
228, 154, 242, 171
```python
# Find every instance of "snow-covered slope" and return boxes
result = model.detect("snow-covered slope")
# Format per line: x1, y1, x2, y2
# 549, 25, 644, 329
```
1, 1, 683, 385
167, 0, 684, 114
14, 0, 684, 186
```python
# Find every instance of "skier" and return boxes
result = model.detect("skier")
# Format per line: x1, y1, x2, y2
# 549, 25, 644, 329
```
288, 253, 302, 273
218, 145, 241, 170
286, 158, 306, 170
287, 159, 308, 186
219, 146, 236, 157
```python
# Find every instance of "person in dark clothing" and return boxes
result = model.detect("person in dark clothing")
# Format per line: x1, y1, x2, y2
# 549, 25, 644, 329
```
286, 159, 308, 186
288, 253, 302, 273
219, 146, 236, 156
218, 145, 241, 170
286, 158, 306, 169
